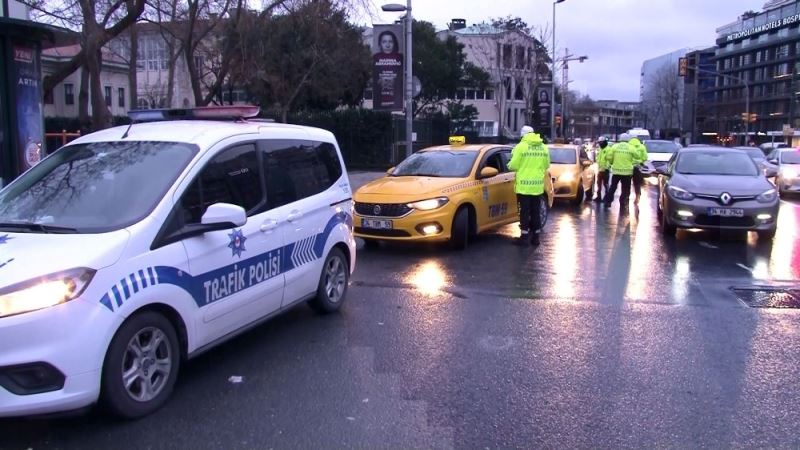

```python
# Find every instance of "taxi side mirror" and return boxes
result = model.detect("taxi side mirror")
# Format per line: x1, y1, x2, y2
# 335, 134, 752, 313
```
479, 167, 499, 179
386, 166, 395, 175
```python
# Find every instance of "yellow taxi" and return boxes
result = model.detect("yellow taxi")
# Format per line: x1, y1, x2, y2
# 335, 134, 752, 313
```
353, 137, 555, 249
548, 144, 596, 204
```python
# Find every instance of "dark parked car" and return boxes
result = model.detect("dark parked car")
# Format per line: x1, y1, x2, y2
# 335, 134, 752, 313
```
656, 147, 779, 239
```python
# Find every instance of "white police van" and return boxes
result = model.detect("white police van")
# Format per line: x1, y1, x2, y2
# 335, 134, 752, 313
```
0, 106, 356, 418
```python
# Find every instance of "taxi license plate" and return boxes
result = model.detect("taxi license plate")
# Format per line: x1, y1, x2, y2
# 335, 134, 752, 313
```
362, 218, 393, 229
707, 207, 744, 217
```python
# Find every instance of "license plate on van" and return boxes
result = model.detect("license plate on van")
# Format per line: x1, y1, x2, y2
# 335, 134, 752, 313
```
707, 208, 744, 217
362, 218, 393, 229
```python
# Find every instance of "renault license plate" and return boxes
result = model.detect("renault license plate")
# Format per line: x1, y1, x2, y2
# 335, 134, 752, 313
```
707, 207, 744, 217
362, 218, 393, 229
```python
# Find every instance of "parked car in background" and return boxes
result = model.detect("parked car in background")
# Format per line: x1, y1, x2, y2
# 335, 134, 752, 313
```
656, 147, 778, 239
759, 141, 789, 156
639, 140, 683, 177
766, 147, 800, 195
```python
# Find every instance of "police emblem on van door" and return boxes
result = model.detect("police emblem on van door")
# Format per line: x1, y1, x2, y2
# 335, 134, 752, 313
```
228, 229, 247, 258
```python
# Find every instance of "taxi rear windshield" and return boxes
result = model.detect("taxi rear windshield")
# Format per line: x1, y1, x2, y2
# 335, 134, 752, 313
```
392, 150, 478, 177
549, 148, 577, 164
0, 141, 197, 233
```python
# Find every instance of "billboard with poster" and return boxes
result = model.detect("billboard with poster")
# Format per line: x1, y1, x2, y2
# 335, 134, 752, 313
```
12, 42, 43, 172
535, 82, 552, 132
372, 24, 404, 111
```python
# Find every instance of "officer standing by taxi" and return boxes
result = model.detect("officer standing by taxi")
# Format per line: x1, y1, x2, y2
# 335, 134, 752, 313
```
629, 136, 648, 205
594, 136, 611, 202
509, 125, 550, 247
603, 133, 641, 209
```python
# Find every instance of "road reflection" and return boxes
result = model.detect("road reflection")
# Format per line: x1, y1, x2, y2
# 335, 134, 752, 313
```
405, 260, 449, 296
552, 214, 577, 299
767, 202, 800, 280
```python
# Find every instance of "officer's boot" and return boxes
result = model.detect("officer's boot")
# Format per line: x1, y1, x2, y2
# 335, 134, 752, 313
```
515, 230, 530, 247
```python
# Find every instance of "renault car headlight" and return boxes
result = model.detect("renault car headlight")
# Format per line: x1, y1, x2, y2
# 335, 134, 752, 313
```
407, 197, 449, 211
0, 268, 95, 318
757, 188, 778, 203
667, 185, 695, 201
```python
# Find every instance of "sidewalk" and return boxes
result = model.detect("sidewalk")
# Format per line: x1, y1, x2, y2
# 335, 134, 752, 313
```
348, 170, 386, 191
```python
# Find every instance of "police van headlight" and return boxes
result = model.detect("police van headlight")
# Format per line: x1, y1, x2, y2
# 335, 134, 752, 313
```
0, 268, 95, 318
407, 197, 449, 211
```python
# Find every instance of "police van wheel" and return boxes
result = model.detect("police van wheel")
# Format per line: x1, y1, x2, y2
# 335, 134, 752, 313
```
101, 311, 181, 419
450, 208, 469, 250
309, 248, 349, 314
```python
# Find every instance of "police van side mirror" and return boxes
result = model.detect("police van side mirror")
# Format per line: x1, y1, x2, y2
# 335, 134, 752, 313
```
202, 203, 247, 227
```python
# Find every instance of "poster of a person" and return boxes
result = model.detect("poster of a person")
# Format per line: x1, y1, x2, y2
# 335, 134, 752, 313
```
372, 25, 404, 111
538, 89, 550, 105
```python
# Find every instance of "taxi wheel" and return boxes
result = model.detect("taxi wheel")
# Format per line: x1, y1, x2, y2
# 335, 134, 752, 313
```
309, 248, 349, 314
572, 186, 585, 205
101, 311, 181, 419
450, 208, 470, 250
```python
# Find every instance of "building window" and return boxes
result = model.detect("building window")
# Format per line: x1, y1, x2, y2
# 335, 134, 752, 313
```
516, 45, 525, 69
514, 83, 524, 100
756, 51, 762, 63
137, 97, 149, 109
505, 77, 512, 100
485, 89, 494, 100
456, 89, 465, 100
723, 58, 731, 70
743, 53, 753, 65
466, 89, 476, 100
742, 38, 751, 48
104, 86, 112, 107
472, 120, 495, 137
777, 44, 790, 58
64, 83, 74, 105
503, 44, 512, 69
778, 28, 790, 38
758, 33, 768, 43
118, 88, 125, 107
44, 89, 53, 105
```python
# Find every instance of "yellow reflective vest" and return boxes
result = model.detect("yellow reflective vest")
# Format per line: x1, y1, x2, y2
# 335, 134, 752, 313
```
508, 133, 550, 195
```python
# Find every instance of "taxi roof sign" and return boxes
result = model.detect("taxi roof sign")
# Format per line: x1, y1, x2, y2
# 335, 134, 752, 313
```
449, 136, 466, 146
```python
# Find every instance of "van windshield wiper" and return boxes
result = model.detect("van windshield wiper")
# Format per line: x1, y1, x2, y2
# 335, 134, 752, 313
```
0, 222, 79, 233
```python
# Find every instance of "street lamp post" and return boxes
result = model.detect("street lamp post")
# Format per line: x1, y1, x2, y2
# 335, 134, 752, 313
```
558, 50, 588, 140
550, 0, 565, 142
382, 1, 413, 159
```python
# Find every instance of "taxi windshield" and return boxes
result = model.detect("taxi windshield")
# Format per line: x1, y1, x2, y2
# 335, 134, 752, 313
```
0, 141, 197, 233
392, 150, 478, 177
549, 148, 577, 164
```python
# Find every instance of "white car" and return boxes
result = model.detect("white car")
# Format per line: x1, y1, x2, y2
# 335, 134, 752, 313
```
0, 106, 356, 418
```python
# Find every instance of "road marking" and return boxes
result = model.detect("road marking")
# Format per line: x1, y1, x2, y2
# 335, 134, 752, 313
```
737, 263, 754, 273
699, 241, 718, 249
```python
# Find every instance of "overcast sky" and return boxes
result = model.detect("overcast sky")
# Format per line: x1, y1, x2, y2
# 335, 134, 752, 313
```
369, 0, 764, 101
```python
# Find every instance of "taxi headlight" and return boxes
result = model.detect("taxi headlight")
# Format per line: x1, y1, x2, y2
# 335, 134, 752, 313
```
667, 185, 695, 201
559, 172, 575, 182
0, 268, 95, 318
756, 188, 777, 203
407, 197, 449, 211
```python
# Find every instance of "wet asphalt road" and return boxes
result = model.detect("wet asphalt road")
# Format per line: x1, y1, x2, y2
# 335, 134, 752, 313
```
2, 179, 800, 449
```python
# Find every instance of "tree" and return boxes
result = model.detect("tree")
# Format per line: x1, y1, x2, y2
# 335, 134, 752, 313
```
647, 62, 682, 132
23, 0, 146, 130
230, 0, 371, 122
445, 100, 479, 134
412, 20, 489, 118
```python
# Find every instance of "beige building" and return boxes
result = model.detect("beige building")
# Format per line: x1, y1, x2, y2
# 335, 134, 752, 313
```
42, 45, 131, 119
438, 20, 543, 139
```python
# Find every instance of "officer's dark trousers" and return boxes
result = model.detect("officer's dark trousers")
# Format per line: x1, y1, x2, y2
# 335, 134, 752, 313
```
596, 170, 608, 200
517, 193, 544, 234
605, 174, 632, 206
632, 167, 644, 199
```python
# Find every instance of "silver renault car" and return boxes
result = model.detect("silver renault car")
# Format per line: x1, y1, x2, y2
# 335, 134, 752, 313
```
656, 147, 779, 239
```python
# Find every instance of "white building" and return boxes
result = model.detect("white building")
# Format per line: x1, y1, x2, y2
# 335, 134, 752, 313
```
438, 21, 542, 139
42, 45, 130, 119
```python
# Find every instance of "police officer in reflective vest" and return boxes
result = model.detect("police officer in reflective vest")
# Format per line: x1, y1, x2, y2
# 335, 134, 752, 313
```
508, 125, 550, 246
603, 133, 641, 209
594, 136, 611, 202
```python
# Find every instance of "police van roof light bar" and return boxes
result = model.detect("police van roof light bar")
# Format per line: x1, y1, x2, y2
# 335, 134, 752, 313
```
127, 105, 261, 123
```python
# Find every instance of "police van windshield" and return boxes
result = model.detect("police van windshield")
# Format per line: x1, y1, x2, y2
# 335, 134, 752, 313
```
392, 150, 478, 177
645, 141, 681, 153
0, 141, 197, 233
549, 148, 577, 164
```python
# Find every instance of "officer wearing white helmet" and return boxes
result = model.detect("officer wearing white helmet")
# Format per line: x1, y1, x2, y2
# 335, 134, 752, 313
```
603, 133, 644, 209
508, 125, 550, 246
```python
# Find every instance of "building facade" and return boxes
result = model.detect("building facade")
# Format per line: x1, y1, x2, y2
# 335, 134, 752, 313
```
708, 0, 800, 145
640, 48, 693, 136
41, 45, 130, 119
437, 21, 545, 139
571, 100, 641, 140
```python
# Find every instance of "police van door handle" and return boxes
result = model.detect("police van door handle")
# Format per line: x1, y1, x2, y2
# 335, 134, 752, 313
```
287, 210, 304, 222
260, 219, 278, 233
